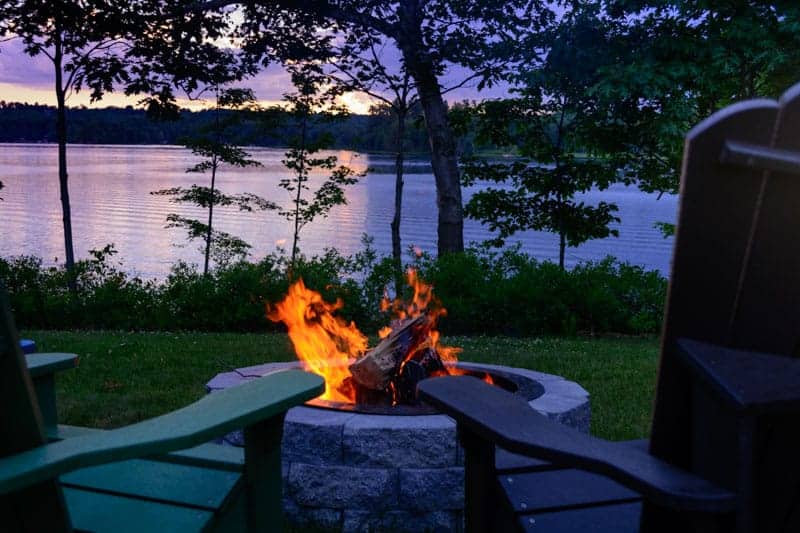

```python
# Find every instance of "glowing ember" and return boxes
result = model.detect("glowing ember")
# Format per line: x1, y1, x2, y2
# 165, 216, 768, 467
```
267, 268, 478, 404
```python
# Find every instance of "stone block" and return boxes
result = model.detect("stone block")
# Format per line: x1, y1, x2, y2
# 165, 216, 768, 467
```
289, 463, 397, 510
205, 371, 250, 392
283, 499, 342, 530
399, 468, 464, 511
343, 415, 457, 468
342, 510, 457, 533
283, 406, 355, 465
530, 395, 591, 433
236, 361, 297, 377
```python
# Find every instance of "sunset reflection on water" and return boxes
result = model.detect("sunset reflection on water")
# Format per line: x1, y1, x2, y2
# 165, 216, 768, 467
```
0, 144, 677, 278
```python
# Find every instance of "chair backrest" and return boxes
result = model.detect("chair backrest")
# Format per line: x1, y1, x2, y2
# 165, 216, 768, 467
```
0, 282, 72, 531
648, 84, 800, 529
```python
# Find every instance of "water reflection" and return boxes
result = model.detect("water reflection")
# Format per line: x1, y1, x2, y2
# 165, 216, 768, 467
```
0, 144, 677, 278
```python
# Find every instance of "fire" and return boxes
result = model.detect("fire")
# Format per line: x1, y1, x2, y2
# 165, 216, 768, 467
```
380, 268, 461, 365
268, 268, 483, 404
266, 279, 367, 401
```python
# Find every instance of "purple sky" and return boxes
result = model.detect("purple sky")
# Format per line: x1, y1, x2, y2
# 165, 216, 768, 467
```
0, 38, 512, 114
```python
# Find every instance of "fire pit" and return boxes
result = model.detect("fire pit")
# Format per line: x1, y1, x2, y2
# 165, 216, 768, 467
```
207, 271, 590, 531
207, 361, 589, 531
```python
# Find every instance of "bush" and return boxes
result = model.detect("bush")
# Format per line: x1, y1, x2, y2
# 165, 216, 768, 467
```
0, 243, 666, 336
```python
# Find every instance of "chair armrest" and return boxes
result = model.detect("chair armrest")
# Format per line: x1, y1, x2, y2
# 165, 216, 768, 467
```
0, 369, 323, 495
25, 353, 79, 378
25, 352, 79, 433
418, 376, 736, 513
675, 337, 800, 414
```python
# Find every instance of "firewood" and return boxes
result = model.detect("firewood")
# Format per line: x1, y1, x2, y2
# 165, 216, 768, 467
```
348, 315, 429, 390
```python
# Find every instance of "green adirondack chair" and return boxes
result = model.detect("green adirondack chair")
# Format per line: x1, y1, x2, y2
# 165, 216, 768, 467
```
0, 282, 324, 532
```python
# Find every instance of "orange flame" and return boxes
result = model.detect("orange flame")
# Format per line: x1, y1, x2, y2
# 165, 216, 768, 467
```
380, 268, 461, 364
266, 269, 490, 404
266, 279, 367, 401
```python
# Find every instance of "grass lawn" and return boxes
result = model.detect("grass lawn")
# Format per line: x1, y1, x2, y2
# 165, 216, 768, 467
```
26, 330, 659, 441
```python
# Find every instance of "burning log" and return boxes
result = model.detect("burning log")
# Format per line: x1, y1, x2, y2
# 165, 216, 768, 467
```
348, 315, 430, 390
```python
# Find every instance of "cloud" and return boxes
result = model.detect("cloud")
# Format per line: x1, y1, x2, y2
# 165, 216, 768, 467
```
0, 38, 54, 87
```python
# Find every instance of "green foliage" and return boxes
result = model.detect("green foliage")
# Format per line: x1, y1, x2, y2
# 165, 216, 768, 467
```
462, 10, 625, 268
411, 247, 665, 336
1, 245, 666, 337
595, 2, 800, 195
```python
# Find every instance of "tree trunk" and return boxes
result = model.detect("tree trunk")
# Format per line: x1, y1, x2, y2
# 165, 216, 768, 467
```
391, 107, 406, 295
54, 36, 76, 290
408, 67, 464, 255
396, 5, 464, 255
290, 114, 308, 277
204, 156, 217, 275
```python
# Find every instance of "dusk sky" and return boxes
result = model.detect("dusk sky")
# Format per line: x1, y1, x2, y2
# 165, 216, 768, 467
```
0, 37, 512, 114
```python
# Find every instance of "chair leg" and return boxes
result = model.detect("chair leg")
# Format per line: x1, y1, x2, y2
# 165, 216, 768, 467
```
460, 425, 498, 533
243, 413, 286, 533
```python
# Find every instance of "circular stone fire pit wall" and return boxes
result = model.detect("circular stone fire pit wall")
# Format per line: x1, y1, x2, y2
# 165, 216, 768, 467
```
206, 362, 590, 532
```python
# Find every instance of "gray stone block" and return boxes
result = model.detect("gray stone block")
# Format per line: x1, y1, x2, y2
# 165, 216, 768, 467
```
205, 371, 250, 391
283, 406, 355, 465
289, 463, 397, 510
530, 395, 591, 433
236, 361, 297, 377
399, 468, 464, 511
343, 415, 457, 468
537, 377, 589, 399
283, 499, 342, 530
222, 429, 244, 447
343, 510, 457, 533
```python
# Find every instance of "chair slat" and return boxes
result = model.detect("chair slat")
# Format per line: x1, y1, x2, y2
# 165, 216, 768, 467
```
728, 84, 800, 355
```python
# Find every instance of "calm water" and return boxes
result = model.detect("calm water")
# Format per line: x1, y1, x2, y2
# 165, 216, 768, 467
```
0, 144, 678, 278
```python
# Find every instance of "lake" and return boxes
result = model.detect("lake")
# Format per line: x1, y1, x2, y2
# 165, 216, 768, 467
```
0, 144, 678, 278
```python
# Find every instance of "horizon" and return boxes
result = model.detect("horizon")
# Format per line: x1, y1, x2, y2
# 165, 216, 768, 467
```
0, 37, 511, 114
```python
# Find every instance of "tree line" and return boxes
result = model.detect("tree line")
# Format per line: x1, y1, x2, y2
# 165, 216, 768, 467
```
0, 101, 431, 153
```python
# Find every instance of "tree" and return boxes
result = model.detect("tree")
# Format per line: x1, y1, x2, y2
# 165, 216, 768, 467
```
224, 0, 556, 255
275, 64, 362, 274
325, 35, 419, 294
595, 1, 800, 199
462, 8, 624, 269
0, 0, 134, 284
151, 88, 276, 273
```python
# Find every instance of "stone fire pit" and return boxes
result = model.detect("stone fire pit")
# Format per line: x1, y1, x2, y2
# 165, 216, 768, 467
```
207, 361, 590, 532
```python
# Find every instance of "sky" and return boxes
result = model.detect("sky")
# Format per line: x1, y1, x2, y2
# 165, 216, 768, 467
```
0, 37, 511, 114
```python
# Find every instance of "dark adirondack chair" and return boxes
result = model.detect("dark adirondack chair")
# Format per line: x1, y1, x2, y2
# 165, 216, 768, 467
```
419, 83, 800, 533
0, 282, 325, 532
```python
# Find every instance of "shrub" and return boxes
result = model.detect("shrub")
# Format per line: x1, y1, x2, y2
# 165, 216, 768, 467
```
1, 243, 667, 336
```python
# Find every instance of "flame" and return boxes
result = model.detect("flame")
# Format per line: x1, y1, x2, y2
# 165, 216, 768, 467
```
266, 279, 367, 401
380, 268, 461, 364
266, 269, 496, 404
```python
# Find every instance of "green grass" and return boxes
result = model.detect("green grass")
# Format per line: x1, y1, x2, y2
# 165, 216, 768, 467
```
26, 330, 659, 441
